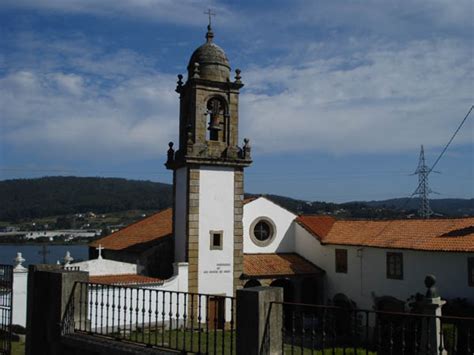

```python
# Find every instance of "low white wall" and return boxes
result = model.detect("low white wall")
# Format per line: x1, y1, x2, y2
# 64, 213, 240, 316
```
243, 197, 296, 254
71, 258, 137, 276
88, 262, 189, 330
13, 270, 28, 327
294, 223, 474, 310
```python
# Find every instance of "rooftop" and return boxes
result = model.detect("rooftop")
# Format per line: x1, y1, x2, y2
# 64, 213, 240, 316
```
89, 274, 163, 286
242, 253, 324, 279
90, 208, 172, 250
297, 215, 474, 252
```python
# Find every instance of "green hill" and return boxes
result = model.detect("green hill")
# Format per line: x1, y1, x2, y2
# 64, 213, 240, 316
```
1, 176, 472, 222
0, 176, 172, 221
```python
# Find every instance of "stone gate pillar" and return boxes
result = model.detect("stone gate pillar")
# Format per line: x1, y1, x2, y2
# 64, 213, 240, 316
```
420, 275, 447, 355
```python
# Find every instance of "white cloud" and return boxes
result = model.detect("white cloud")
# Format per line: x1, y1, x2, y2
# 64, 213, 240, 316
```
1, 0, 236, 27
0, 38, 179, 161
240, 39, 473, 154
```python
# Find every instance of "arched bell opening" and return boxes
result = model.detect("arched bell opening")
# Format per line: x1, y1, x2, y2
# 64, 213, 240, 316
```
205, 96, 228, 142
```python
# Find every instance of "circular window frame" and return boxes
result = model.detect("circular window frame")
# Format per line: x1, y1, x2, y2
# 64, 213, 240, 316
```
249, 217, 277, 247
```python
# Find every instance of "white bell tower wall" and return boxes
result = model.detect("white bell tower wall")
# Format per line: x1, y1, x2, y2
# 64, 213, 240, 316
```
198, 166, 235, 297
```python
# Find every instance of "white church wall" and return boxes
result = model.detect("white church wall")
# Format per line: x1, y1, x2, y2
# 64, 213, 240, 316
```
294, 223, 474, 310
12, 269, 28, 327
243, 197, 296, 254
174, 167, 188, 262
198, 166, 235, 299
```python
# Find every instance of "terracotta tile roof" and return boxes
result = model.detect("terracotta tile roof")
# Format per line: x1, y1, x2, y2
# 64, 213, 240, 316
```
297, 216, 474, 252
90, 208, 172, 250
297, 215, 336, 239
243, 253, 324, 278
89, 274, 163, 285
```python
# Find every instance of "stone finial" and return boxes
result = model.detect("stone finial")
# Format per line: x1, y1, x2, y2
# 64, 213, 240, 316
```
63, 251, 74, 265
205, 24, 215, 43
193, 62, 200, 79
167, 142, 175, 163
235, 68, 242, 84
14, 252, 26, 271
176, 74, 184, 92
424, 274, 438, 298
243, 138, 251, 159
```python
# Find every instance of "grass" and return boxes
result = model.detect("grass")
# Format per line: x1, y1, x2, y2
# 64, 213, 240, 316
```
124, 328, 235, 354
111, 328, 376, 355
283, 346, 376, 354
11, 340, 25, 355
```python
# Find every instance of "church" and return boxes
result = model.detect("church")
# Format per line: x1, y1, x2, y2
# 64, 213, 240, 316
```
83, 23, 474, 315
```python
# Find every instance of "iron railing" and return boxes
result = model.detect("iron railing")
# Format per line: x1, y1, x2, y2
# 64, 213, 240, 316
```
62, 281, 235, 354
270, 302, 474, 355
0, 265, 13, 355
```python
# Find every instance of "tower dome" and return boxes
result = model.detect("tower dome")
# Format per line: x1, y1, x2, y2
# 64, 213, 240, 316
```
187, 25, 230, 82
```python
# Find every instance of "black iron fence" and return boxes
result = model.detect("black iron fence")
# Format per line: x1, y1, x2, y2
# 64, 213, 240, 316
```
0, 265, 13, 355
61, 281, 235, 354
272, 302, 474, 355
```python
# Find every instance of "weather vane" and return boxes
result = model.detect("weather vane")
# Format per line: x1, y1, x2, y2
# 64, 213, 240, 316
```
204, 8, 216, 27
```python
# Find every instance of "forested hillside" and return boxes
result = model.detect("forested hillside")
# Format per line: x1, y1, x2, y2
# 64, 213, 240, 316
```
1, 176, 472, 222
0, 177, 172, 221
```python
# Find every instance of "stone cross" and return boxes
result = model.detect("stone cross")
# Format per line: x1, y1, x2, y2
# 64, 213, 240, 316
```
96, 244, 104, 259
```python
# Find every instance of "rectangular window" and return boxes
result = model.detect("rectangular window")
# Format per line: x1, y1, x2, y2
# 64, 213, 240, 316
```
468, 258, 474, 287
335, 249, 348, 273
210, 231, 223, 250
386, 252, 403, 280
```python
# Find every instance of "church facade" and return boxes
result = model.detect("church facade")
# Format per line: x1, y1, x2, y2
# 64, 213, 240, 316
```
87, 24, 474, 314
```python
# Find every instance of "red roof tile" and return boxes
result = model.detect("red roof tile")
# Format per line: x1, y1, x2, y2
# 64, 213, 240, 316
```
90, 208, 172, 250
297, 216, 474, 252
243, 253, 324, 278
89, 274, 163, 285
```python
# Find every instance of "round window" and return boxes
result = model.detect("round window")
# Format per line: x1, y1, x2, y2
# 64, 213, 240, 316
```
250, 217, 276, 247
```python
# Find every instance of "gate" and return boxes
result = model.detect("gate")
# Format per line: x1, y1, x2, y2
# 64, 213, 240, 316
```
0, 265, 13, 355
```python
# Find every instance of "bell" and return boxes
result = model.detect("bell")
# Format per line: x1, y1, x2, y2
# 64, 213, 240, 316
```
208, 114, 222, 131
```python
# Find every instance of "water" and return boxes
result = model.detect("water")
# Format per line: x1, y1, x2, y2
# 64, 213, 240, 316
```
0, 244, 89, 266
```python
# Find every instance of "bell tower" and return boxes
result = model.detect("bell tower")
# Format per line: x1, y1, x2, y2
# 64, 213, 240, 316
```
166, 24, 252, 297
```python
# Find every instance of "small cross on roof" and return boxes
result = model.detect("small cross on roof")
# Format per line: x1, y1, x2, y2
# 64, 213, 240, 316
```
96, 244, 104, 259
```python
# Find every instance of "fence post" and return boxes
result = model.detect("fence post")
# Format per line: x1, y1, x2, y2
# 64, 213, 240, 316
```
420, 275, 447, 355
236, 286, 283, 355
25, 264, 88, 355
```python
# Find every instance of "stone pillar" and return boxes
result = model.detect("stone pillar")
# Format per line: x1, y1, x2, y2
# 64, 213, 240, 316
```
13, 253, 28, 327
420, 275, 447, 355
25, 265, 89, 355
236, 286, 283, 355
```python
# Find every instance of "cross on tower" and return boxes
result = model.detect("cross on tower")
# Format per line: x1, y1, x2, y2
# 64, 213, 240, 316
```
38, 245, 50, 264
204, 8, 216, 27
96, 244, 104, 259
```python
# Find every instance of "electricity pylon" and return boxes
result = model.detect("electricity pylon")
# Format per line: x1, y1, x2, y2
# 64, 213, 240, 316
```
413, 145, 434, 218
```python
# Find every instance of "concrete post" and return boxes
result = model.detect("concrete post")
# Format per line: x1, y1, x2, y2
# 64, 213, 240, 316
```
236, 286, 283, 355
13, 253, 28, 327
420, 275, 447, 355
25, 264, 89, 355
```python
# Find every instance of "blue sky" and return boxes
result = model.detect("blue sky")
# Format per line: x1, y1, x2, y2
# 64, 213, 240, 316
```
0, 0, 472, 202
